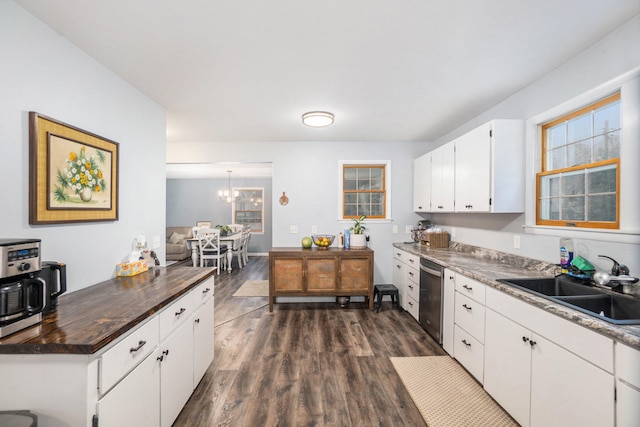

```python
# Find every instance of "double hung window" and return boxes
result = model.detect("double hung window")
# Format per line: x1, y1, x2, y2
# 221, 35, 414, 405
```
537, 93, 620, 229
342, 164, 387, 219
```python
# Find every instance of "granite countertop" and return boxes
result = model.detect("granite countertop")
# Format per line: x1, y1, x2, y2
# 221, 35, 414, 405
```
0, 266, 215, 355
394, 242, 640, 350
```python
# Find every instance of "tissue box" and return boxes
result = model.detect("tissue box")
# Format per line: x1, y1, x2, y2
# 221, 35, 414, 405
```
116, 260, 149, 277
420, 232, 450, 249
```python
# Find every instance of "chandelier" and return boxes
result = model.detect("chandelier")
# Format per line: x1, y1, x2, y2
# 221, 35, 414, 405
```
218, 170, 238, 203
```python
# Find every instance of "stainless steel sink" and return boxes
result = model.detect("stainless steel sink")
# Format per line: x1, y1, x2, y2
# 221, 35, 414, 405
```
498, 276, 640, 325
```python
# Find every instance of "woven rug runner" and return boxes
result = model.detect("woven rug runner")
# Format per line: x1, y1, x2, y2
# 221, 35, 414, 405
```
390, 356, 518, 427
233, 280, 269, 297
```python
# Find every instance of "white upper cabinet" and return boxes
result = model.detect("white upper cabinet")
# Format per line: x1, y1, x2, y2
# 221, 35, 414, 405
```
413, 153, 431, 212
413, 119, 525, 214
454, 119, 525, 213
430, 142, 455, 212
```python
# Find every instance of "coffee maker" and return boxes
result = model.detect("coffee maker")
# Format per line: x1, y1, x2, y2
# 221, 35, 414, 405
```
0, 238, 45, 337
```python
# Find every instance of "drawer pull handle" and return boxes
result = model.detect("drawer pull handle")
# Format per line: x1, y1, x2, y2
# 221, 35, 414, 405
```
175, 307, 186, 316
463, 285, 473, 291
462, 304, 472, 311
195, 318, 200, 324
202, 287, 211, 294
529, 340, 537, 348
522, 336, 530, 343
449, 275, 455, 280
408, 272, 414, 277
462, 339, 471, 347
408, 301, 414, 306
130, 340, 147, 353
408, 285, 413, 290
157, 355, 164, 362
162, 349, 169, 356
409, 259, 415, 264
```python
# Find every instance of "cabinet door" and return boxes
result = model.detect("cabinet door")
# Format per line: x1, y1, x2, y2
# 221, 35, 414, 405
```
306, 257, 337, 292
454, 122, 491, 212
193, 296, 214, 388
160, 320, 195, 427
441, 269, 455, 355
530, 333, 614, 427
339, 257, 370, 292
272, 258, 304, 292
484, 308, 531, 427
616, 380, 640, 427
431, 143, 455, 212
392, 257, 406, 309
413, 153, 430, 212
97, 349, 161, 427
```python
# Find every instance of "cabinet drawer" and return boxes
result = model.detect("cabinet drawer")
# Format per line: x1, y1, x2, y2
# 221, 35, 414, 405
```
405, 278, 419, 302
406, 264, 419, 285
159, 292, 196, 341
405, 253, 420, 270
393, 249, 406, 263
454, 325, 484, 383
192, 278, 214, 307
99, 316, 160, 394
616, 343, 640, 388
405, 295, 419, 321
455, 274, 486, 305
454, 292, 485, 343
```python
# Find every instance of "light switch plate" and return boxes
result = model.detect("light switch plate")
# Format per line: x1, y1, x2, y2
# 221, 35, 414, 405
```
405, 225, 412, 233
311, 225, 317, 233
392, 225, 398, 234
514, 235, 521, 249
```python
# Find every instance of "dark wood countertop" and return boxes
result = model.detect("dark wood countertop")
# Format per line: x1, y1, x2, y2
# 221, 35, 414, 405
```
0, 266, 215, 355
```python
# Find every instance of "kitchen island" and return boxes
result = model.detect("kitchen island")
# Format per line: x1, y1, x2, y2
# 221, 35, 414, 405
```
269, 247, 374, 311
0, 266, 215, 427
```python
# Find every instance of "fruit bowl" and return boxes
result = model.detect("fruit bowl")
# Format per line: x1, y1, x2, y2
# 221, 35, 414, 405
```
312, 234, 335, 249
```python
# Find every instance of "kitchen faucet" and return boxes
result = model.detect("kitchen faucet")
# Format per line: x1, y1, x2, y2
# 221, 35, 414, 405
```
598, 255, 630, 276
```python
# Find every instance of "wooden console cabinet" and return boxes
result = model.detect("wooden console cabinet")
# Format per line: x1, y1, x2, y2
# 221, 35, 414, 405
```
268, 247, 374, 311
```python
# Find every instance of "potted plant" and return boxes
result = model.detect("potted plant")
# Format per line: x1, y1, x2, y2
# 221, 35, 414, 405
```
350, 215, 367, 249
215, 225, 233, 236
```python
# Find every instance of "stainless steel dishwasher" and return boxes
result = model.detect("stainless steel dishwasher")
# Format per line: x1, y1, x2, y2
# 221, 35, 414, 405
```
419, 258, 444, 343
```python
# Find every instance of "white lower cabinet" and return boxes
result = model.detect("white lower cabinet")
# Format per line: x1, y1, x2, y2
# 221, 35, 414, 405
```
98, 347, 161, 427
97, 279, 215, 427
615, 343, 640, 427
193, 296, 215, 387
441, 269, 455, 355
392, 249, 419, 319
484, 287, 614, 427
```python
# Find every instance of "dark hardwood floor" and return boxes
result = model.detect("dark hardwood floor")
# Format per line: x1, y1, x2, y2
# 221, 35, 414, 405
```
173, 256, 445, 426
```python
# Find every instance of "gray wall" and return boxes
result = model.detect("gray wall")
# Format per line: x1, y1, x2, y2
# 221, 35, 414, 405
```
167, 177, 273, 254
0, 2, 167, 293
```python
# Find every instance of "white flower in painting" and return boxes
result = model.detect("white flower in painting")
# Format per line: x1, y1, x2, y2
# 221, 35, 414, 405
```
72, 167, 77, 174
81, 166, 86, 172
67, 172, 72, 178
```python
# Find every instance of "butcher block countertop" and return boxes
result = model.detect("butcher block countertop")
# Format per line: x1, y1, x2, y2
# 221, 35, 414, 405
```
0, 266, 215, 355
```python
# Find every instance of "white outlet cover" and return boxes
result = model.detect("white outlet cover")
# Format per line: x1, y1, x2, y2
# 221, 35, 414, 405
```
290, 225, 298, 234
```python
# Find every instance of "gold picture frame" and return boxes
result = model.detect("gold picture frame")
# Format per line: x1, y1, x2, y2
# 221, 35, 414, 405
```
29, 112, 119, 224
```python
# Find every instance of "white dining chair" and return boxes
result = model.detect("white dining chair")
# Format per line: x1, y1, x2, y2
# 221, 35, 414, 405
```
241, 230, 251, 265
230, 232, 244, 269
195, 228, 228, 274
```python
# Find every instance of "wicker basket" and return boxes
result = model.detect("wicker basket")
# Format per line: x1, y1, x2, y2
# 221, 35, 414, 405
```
420, 232, 450, 249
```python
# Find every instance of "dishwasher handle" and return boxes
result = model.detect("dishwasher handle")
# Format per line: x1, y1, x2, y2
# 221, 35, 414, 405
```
420, 264, 442, 276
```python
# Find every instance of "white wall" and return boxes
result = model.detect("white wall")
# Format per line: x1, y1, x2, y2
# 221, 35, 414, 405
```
167, 141, 430, 283
427, 14, 640, 274
0, 2, 167, 292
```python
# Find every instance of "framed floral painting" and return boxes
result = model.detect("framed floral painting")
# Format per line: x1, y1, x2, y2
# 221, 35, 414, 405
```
29, 112, 119, 224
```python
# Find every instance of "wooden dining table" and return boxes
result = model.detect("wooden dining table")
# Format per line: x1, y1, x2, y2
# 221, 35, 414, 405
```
186, 231, 243, 272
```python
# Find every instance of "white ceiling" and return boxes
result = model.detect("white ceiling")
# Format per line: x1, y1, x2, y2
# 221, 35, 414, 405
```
16, 0, 640, 145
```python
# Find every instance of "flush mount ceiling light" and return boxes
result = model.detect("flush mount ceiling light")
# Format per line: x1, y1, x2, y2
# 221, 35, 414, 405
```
302, 111, 334, 127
